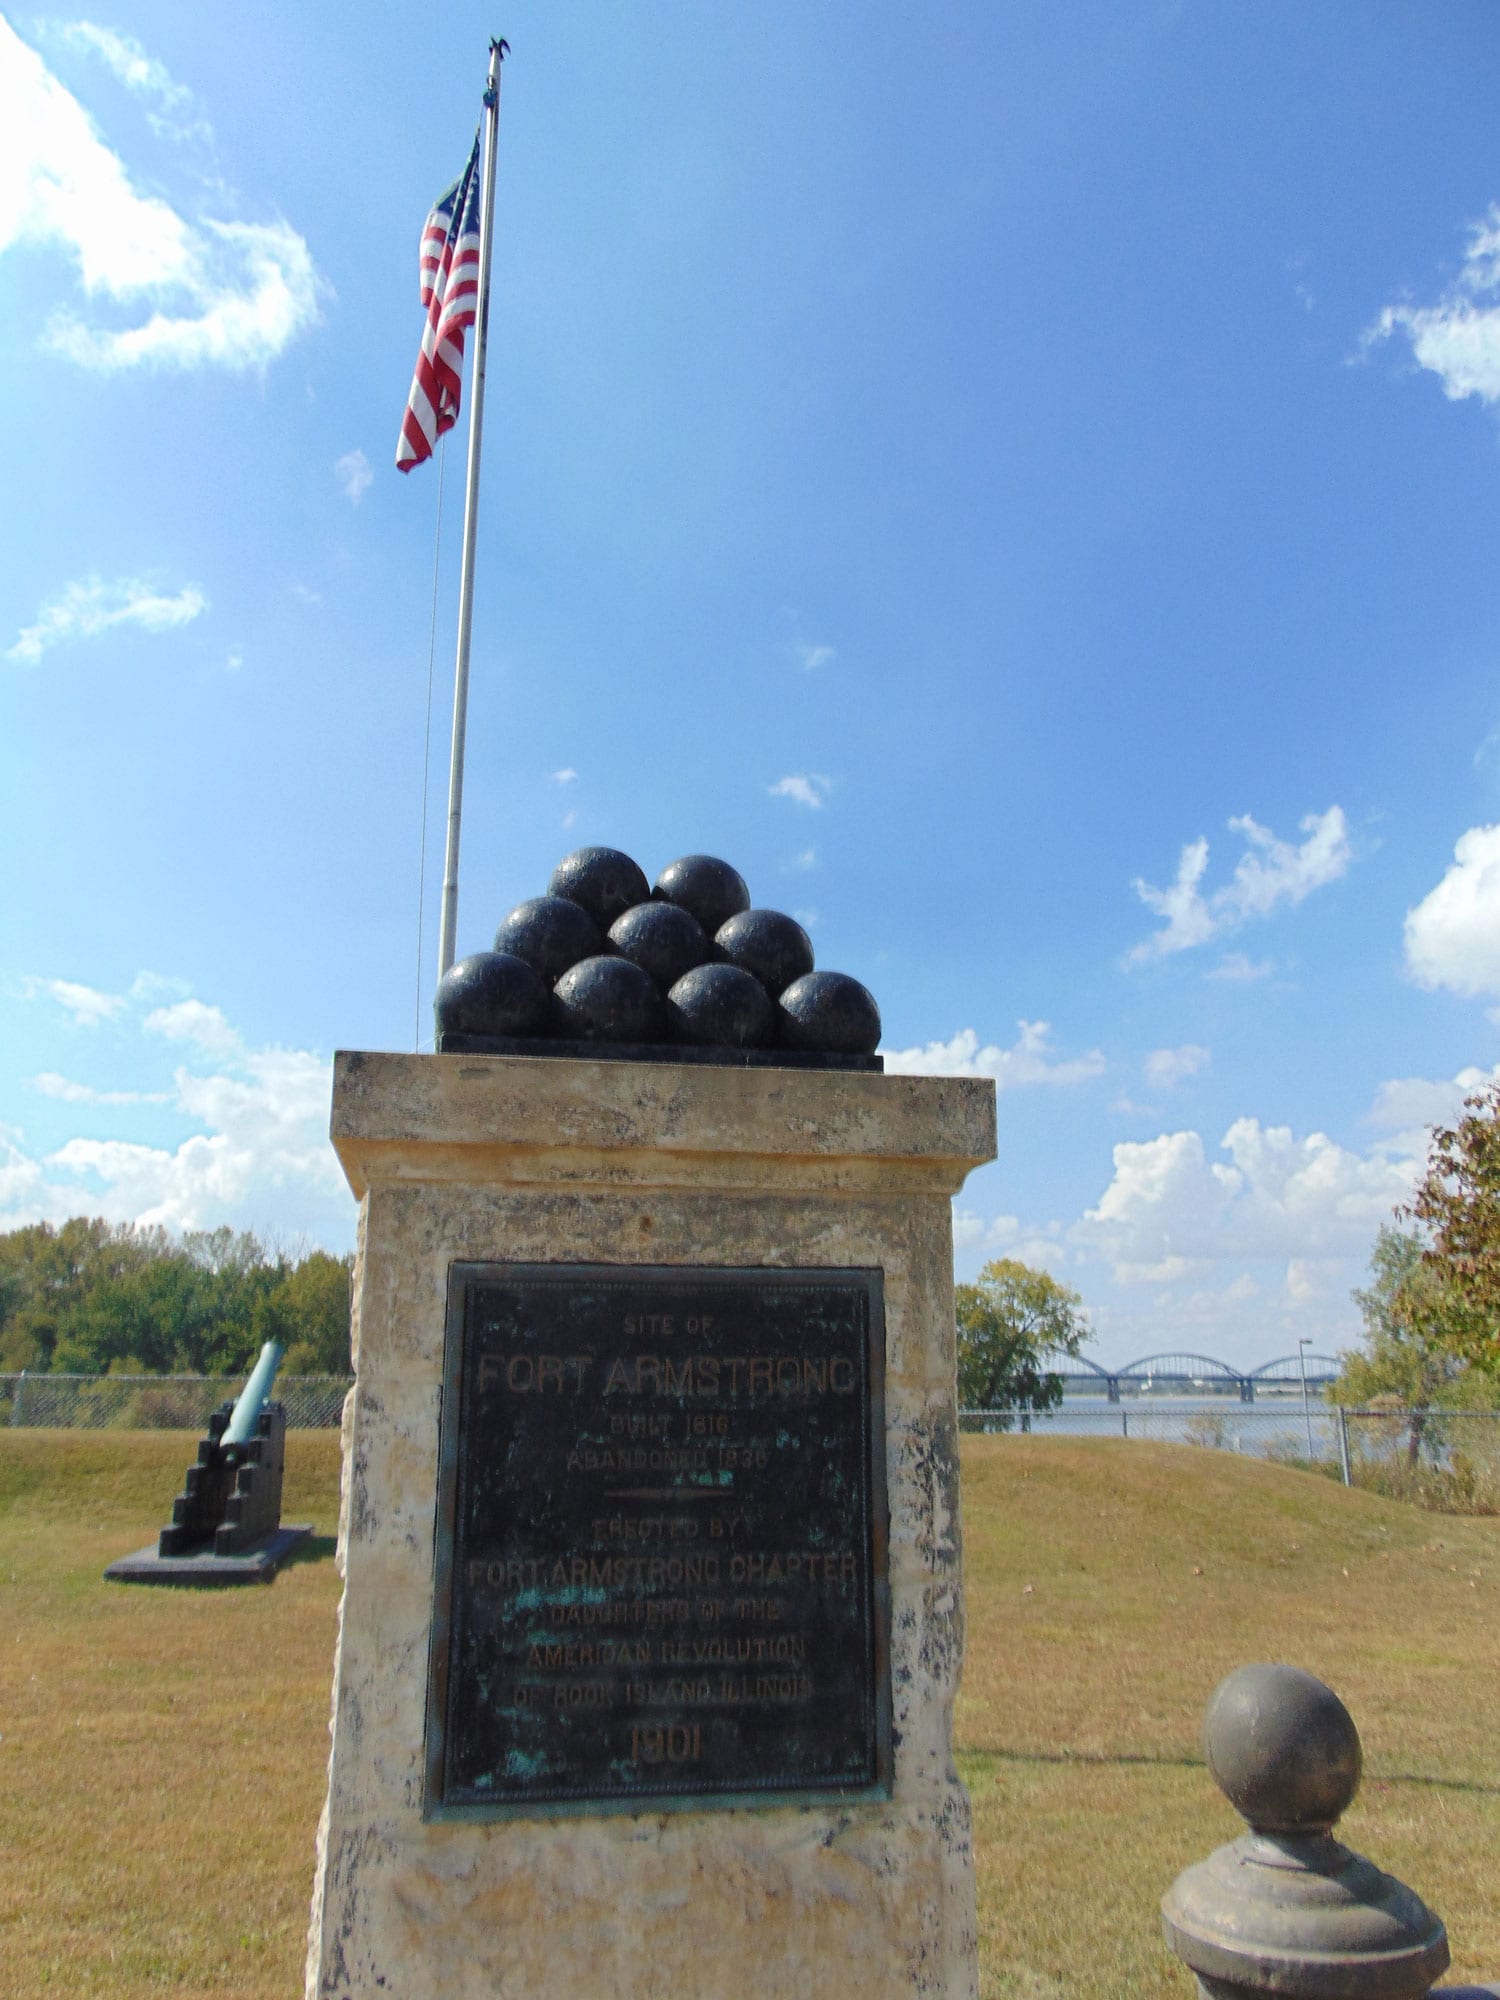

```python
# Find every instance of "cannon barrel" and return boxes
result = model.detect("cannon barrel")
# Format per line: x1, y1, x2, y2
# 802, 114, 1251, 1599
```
222, 1340, 283, 1447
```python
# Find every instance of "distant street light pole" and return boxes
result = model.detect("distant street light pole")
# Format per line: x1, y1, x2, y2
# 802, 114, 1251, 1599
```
1298, 1338, 1314, 1459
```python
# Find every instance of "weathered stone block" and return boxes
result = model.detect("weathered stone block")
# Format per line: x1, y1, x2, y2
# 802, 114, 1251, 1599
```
308, 1052, 994, 2000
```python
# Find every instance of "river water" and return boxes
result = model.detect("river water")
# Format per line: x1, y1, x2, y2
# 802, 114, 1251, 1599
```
961, 1393, 1339, 1461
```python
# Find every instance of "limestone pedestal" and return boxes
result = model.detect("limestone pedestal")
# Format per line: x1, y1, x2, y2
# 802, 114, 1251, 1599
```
307, 1051, 995, 2000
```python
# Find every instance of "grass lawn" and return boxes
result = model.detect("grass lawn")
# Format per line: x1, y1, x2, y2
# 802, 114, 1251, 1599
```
0, 1432, 341, 1997
958, 1437, 1500, 1998
0, 1431, 1495, 1999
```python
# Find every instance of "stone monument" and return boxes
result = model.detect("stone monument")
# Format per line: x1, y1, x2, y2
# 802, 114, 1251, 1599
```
306, 850, 996, 2000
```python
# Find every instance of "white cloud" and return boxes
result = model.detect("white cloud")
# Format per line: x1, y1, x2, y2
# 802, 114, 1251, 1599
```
1364, 1062, 1500, 1167
1132, 836, 1215, 957
47, 1041, 340, 1229
32, 1072, 168, 1105
55, 21, 191, 112
20, 975, 126, 1026
335, 448, 372, 504
769, 773, 833, 810
882, 1022, 1105, 1090
2, 983, 350, 1242
958, 1063, 1500, 1360
780, 609, 836, 674
0, 1129, 47, 1215
1284, 1258, 1324, 1303
1145, 1043, 1210, 1088
1367, 205, 1500, 406
1129, 807, 1351, 963
952, 1205, 1068, 1276
1206, 952, 1276, 983
46, 217, 320, 370
0, 17, 319, 371
129, 970, 191, 1003
6, 574, 206, 664
1366, 1066, 1493, 1134
552, 768, 578, 784
1404, 823, 1500, 998
1078, 1117, 1415, 1284
143, 998, 242, 1059
786, 847, 817, 872
1224, 809, 1350, 914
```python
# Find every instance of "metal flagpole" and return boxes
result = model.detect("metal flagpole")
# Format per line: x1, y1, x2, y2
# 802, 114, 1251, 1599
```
437, 36, 507, 983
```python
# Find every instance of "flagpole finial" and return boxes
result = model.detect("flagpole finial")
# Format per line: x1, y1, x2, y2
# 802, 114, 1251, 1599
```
485, 36, 507, 106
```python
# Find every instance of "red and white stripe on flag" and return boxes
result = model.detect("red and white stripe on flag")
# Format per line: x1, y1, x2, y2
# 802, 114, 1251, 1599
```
397, 135, 482, 472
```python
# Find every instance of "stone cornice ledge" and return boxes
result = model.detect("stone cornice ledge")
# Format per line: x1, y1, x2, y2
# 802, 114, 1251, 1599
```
331, 1051, 997, 1200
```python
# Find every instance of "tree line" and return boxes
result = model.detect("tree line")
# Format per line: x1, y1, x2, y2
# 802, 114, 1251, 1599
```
1330, 1079, 1500, 1435
0, 1218, 352, 1378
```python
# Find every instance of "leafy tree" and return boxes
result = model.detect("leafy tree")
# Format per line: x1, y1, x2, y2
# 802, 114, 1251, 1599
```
1406, 1080, 1500, 1376
51, 1227, 280, 1375
0, 1218, 353, 1377
55, 1256, 210, 1375
269, 1251, 353, 1374
1334, 1225, 1499, 1462
955, 1258, 1088, 1424
0, 1218, 161, 1371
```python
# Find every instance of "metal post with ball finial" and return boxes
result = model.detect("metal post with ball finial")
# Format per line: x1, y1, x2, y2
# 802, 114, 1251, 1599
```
1162, 1663, 1458, 1998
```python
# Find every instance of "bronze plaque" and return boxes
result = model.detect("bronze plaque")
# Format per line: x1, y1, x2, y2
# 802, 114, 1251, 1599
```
424, 1263, 890, 1817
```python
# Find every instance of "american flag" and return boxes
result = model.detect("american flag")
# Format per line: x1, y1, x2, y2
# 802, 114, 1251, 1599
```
397, 135, 482, 472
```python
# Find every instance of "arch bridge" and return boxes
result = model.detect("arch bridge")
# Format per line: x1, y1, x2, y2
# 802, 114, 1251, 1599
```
1053, 1350, 1341, 1405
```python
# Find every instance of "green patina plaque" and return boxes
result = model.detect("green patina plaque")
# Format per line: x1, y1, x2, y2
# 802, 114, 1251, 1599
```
424, 1262, 891, 1818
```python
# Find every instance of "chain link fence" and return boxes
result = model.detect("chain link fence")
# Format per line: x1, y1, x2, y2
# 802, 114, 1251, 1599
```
1340, 1406, 1500, 1511
0, 1372, 351, 1431
6, 1379, 1496, 1506
961, 1402, 1342, 1455
960, 1403, 1500, 1510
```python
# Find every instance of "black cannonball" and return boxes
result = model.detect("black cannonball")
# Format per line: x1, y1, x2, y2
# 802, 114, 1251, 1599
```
777, 971, 882, 1055
553, 955, 666, 1045
666, 962, 775, 1049
433, 951, 552, 1041
715, 907, 815, 996
494, 895, 604, 984
608, 899, 711, 992
548, 846, 650, 930
652, 854, 751, 937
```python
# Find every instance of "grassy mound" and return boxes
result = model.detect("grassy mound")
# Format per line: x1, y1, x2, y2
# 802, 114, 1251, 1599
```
959, 1438, 1500, 1997
0, 1431, 1493, 1999
0, 1427, 342, 1527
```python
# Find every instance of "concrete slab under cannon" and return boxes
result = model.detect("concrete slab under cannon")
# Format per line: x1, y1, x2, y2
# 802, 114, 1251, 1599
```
105, 1523, 312, 1586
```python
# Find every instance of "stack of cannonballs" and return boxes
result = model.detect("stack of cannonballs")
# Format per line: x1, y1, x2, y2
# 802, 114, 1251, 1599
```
434, 848, 882, 1067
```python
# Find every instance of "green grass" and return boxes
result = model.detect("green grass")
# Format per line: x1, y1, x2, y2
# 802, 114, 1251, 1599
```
0, 1431, 342, 1998
959, 1437, 1500, 1998
0, 1431, 1495, 1998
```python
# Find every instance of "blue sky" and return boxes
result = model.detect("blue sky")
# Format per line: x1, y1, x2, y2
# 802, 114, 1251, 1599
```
4, 1, 1500, 1368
